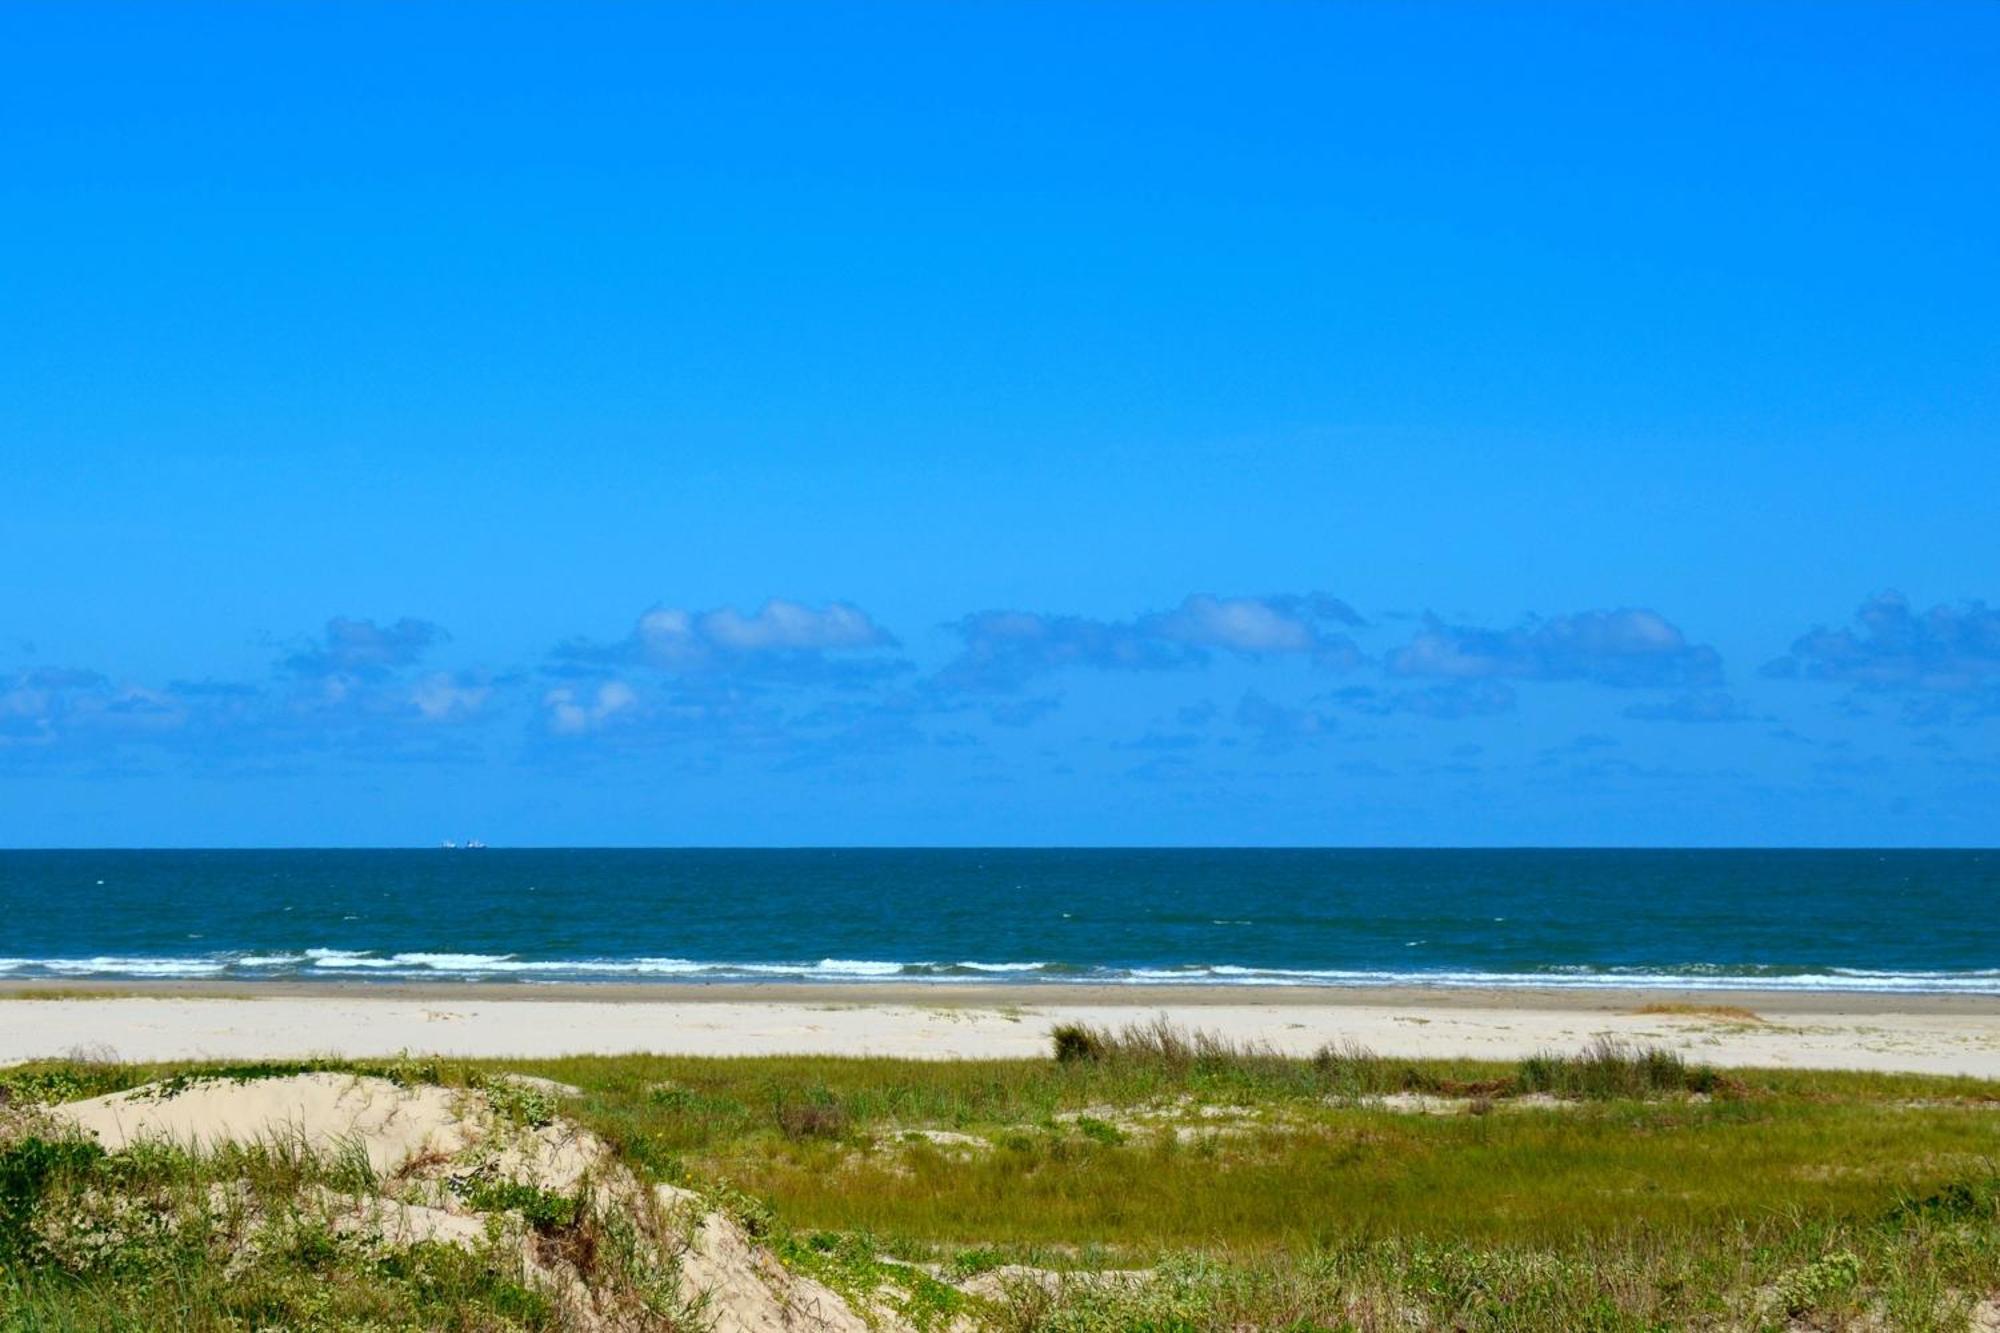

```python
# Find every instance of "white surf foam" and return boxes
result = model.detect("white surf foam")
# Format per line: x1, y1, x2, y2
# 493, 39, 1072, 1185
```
2, 951, 1996, 994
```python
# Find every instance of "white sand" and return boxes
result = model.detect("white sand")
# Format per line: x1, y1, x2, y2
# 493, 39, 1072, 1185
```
5, 991, 1999, 1077
50, 1071, 474, 1174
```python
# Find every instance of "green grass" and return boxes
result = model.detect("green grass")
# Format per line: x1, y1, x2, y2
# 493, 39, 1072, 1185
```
4, 1031, 2000, 1330
0, 1130, 565, 1331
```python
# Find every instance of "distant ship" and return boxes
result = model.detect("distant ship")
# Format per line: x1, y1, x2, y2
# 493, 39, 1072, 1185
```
438, 839, 488, 849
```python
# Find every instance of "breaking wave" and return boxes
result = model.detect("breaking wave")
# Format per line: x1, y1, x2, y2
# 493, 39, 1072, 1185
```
1, 952, 1996, 993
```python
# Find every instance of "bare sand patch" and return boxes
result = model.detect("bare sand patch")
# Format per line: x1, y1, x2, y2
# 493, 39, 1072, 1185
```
49, 1072, 473, 1175
6, 991, 1998, 1076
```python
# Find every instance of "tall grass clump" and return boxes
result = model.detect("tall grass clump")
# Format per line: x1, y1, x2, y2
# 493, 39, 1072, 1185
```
1309, 1038, 1446, 1098
1518, 1036, 1724, 1099
1048, 1016, 1285, 1074
1048, 1020, 1732, 1104
774, 1089, 852, 1141
1050, 1024, 1107, 1065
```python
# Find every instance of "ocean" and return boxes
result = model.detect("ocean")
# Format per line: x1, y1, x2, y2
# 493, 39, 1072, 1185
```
0, 848, 1992, 993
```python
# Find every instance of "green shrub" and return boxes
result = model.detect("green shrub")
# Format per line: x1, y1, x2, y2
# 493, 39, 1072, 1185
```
480, 1077, 560, 1129
1517, 1037, 1712, 1100
0, 1136, 105, 1262
1052, 1023, 1107, 1064
0, 1061, 131, 1107
1776, 1250, 1861, 1316
775, 1093, 850, 1141
449, 1174, 582, 1233
647, 1082, 699, 1109
1073, 1116, 1126, 1146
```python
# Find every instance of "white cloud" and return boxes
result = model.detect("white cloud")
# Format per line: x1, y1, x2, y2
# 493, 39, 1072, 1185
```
412, 673, 492, 723
1388, 609, 1722, 689
699, 600, 888, 653
560, 598, 901, 684
1150, 595, 1317, 654
545, 680, 639, 735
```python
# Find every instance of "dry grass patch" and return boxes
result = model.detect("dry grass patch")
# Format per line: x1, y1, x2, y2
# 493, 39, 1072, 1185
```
1633, 1002, 1767, 1023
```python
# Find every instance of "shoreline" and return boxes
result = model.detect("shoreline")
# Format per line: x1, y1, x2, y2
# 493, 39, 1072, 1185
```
3, 977, 1999, 1016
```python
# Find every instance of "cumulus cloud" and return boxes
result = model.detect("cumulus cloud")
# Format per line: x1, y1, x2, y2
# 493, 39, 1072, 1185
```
0, 668, 199, 748
937, 593, 1362, 693
1388, 609, 1722, 690
1764, 592, 2000, 703
936, 611, 1191, 692
539, 675, 878, 755
544, 681, 639, 735
554, 599, 901, 687
1144, 593, 1362, 658
636, 601, 889, 662
284, 617, 447, 677
1, 668, 104, 744
3, 614, 496, 772
411, 672, 493, 723
533, 600, 951, 756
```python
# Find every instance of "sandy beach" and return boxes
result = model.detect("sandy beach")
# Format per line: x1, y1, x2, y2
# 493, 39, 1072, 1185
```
5, 982, 1998, 1077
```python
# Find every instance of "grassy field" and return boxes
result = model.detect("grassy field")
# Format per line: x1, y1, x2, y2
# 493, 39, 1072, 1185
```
3, 1021, 1999, 1330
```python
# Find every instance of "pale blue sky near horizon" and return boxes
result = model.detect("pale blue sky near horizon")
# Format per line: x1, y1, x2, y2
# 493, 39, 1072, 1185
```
2, 2, 1996, 846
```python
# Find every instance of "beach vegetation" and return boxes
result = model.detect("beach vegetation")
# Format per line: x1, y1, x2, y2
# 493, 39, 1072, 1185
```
476, 1075, 564, 1130
772, 1089, 851, 1141
1049, 1022, 1106, 1064
1632, 1001, 1766, 1023
4, 1029, 2000, 1329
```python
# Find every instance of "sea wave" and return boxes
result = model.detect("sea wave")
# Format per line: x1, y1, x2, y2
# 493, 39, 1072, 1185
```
0, 951, 1996, 993
37, 956, 230, 978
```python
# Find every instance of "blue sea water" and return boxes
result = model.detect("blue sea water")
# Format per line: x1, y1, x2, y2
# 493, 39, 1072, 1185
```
0, 849, 1993, 992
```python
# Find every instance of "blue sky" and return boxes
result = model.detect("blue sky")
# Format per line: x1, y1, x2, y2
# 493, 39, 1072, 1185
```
2, 2, 1995, 846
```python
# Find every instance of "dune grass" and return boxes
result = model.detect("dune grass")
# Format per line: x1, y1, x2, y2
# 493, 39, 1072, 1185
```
527, 1029, 2000, 1327
0, 1132, 567, 1332
1632, 1002, 1768, 1023
4, 1027, 2000, 1329
546, 1043, 1994, 1249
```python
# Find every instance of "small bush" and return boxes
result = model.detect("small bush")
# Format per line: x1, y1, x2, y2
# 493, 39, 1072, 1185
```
449, 1174, 582, 1233
1050, 1016, 1284, 1076
1889, 1178, 1997, 1224
948, 1245, 1007, 1279
1517, 1037, 1713, 1100
1073, 1116, 1127, 1146
0, 1060, 131, 1107
776, 1097, 851, 1141
1776, 1250, 1861, 1316
707, 1182, 776, 1238
1311, 1039, 1406, 1096
478, 1077, 559, 1129
1052, 1023, 1107, 1064
1, 1136, 106, 1262
647, 1082, 699, 1109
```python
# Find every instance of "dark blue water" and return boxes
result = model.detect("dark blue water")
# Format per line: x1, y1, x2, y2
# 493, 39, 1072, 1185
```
0, 849, 1994, 992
